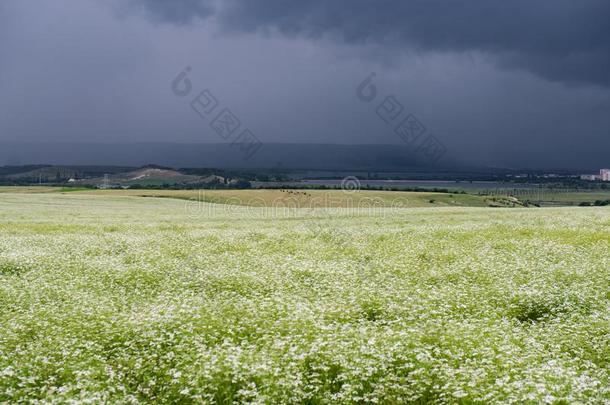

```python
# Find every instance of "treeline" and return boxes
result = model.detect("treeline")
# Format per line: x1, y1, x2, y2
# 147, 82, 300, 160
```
126, 180, 252, 190
179, 168, 289, 182
579, 200, 610, 207
258, 184, 466, 194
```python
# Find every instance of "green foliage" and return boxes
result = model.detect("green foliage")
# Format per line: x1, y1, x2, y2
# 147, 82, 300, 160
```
0, 193, 609, 402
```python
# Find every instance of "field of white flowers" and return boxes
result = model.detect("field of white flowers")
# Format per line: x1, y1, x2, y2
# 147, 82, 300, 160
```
0, 192, 609, 403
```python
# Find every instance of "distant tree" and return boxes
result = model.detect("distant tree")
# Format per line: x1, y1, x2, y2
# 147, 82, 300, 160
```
234, 180, 252, 189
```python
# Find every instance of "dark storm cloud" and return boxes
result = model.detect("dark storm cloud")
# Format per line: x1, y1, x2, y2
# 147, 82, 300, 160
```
136, 0, 610, 87
1, 0, 609, 170
130, 0, 215, 24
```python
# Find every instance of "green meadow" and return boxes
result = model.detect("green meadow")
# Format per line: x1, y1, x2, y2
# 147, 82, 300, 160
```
0, 191, 609, 403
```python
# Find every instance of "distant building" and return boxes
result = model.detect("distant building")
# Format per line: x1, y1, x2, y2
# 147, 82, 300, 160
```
581, 174, 599, 181
601, 169, 610, 181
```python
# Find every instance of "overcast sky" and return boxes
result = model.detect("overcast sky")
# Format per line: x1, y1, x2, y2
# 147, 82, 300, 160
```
1, 0, 609, 168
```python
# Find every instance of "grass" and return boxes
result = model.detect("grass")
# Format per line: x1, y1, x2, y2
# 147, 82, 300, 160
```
4, 187, 504, 208
80, 188, 494, 208
0, 192, 609, 402
0, 186, 61, 193
538, 191, 610, 205
4, 186, 610, 207
475, 188, 610, 206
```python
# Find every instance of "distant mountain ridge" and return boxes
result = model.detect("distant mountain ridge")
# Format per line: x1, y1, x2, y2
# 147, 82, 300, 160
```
0, 142, 457, 171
